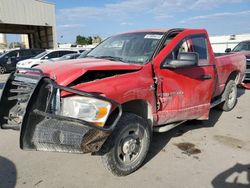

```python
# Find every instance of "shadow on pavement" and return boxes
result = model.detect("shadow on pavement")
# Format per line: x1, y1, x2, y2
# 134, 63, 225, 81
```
212, 163, 250, 188
144, 86, 246, 165
0, 83, 4, 89
144, 108, 223, 165
237, 88, 246, 98
0, 156, 17, 188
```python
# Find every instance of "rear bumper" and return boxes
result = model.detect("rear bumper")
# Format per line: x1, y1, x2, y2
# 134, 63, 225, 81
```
0, 69, 122, 153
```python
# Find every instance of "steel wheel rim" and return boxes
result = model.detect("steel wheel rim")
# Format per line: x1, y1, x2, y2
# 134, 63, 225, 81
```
116, 125, 146, 166
0, 66, 5, 74
228, 85, 237, 108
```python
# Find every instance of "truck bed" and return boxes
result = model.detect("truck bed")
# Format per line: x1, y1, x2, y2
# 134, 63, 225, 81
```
213, 52, 246, 97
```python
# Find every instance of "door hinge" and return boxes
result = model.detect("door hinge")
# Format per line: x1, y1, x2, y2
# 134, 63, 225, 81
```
153, 77, 158, 84
150, 84, 155, 91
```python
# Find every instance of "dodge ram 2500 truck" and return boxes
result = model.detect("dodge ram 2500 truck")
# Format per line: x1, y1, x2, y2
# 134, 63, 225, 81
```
0, 28, 246, 176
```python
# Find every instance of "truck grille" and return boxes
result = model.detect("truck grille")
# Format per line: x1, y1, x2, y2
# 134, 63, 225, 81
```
245, 59, 250, 80
0, 74, 38, 129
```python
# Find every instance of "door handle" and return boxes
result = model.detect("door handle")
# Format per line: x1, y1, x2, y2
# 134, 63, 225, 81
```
200, 74, 212, 80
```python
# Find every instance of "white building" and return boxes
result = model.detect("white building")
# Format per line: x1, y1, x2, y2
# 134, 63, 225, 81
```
210, 33, 250, 53
0, 33, 7, 49
0, 0, 57, 49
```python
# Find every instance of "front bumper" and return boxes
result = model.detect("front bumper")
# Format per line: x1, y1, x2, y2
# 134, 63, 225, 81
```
0, 69, 122, 153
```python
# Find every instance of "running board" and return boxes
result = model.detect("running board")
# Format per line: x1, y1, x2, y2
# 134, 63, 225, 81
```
153, 121, 186, 133
210, 98, 225, 108
154, 98, 225, 133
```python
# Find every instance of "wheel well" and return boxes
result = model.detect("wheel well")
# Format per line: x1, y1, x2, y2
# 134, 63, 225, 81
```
217, 71, 240, 101
228, 71, 240, 84
121, 100, 154, 128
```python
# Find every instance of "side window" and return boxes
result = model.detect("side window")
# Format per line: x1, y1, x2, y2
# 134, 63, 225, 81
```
8, 51, 18, 58
191, 36, 208, 60
19, 50, 32, 56
59, 51, 76, 56
32, 50, 44, 55
46, 51, 59, 59
169, 38, 194, 60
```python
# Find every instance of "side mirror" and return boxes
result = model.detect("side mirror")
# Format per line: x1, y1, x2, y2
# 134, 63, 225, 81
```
44, 56, 49, 59
161, 52, 198, 69
225, 48, 231, 53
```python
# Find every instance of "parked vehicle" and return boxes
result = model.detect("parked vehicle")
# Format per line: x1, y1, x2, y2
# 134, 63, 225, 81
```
56, 53, 81, 61
16, 49, 78, 68
0, 29, 246, 176
225, 40, 250, 81
0, 49, 44, 74
77, 50, 91, 59
225, 40, 250, 53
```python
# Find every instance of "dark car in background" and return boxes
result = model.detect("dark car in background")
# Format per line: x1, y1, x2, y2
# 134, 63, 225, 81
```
0, 49, 45, 74
225, 40, 250, 81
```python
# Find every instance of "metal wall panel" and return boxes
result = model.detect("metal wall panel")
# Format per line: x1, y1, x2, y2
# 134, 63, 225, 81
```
0, 0, 55, 26
0, 0, 57, 48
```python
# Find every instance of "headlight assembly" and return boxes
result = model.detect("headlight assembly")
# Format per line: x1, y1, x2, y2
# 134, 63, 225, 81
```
61, 96, 111, 127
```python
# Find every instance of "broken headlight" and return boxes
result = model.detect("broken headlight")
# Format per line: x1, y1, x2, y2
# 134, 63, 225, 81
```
61, 96, 111, 127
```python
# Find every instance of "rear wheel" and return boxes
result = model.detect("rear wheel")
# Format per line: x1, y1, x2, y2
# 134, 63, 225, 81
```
101, 113, 151, 176
0, 65, 6, 74
218, 80, 237, 111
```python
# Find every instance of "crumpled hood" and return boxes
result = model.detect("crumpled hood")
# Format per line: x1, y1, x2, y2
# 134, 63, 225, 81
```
37, 58, 142, 86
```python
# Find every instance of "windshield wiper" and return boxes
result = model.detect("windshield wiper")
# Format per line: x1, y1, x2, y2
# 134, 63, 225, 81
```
95, 56, 125, 62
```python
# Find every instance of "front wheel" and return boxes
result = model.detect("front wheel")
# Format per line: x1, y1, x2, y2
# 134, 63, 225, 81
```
218, 80, 237, 111
101, 113, 151, 176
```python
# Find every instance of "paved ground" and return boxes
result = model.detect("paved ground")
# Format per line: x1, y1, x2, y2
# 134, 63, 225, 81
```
0, 74, 249, 188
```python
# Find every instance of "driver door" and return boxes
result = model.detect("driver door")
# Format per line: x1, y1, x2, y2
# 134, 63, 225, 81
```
154, 33, 215, 125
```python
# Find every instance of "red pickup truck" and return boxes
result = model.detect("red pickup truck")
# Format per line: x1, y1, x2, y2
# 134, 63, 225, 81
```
0, 28, 246, 176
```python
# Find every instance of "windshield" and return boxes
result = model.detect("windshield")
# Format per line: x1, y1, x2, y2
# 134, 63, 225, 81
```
86, 32, 163, 64
78, 50, 90, 58
232, 42, 250, 52
0, 51, 9, 58
31, 51, 48, 59
0, 53, 5, 58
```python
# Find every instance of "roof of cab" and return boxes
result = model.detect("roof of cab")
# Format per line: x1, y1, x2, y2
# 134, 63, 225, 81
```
120, 28, 170, 35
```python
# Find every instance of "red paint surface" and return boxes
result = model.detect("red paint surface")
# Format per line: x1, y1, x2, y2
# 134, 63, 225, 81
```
38, 29, 246, 126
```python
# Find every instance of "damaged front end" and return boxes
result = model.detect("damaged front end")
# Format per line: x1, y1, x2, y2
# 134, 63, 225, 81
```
0, 69, 122, 153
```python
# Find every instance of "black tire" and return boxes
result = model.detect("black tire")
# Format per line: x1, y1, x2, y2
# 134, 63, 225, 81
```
101, 113, 151, 176
218, 80, 237, 111
0, 65, 6, 74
